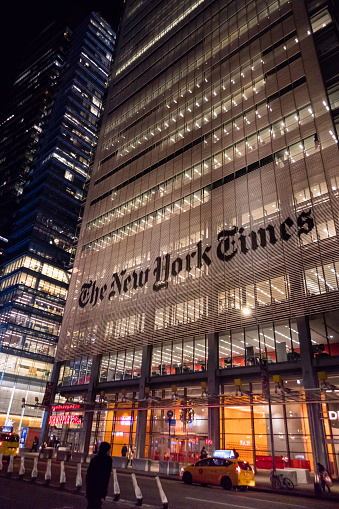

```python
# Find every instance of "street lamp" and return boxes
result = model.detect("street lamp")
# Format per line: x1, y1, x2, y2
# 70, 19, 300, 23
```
242, 306, 252, 316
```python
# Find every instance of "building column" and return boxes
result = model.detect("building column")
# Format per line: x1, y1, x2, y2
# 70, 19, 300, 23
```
135, 344, 152, 459
207, 332, 220, 450
39, 361, 62, 447
297, 316, 329, 469
82, 354, 101, 455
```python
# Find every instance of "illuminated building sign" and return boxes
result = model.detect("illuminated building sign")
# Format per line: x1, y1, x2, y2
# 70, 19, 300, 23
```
120, 416, 132, 426
79, 210, 314, 308
329, 411, 339, 420
213, 450, 235, 459
49, 415, 82, 426
51, 404, 81, 411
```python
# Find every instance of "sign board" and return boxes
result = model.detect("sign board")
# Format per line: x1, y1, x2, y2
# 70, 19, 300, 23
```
329, 411, 339, 420
167, 410, 174, 418
165, 418, 176, 426
206, 439, 213, 445
51, 404, 81, 412
49, 415, 82, 426
213, 450, 235, 459
1, 426, 13, 433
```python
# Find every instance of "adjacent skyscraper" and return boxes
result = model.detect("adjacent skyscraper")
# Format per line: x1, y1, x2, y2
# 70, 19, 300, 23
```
51, 0, 339, 474
0, 12, 115, 433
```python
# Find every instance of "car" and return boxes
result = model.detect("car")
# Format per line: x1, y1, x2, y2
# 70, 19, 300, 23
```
181, 457, 255, 490
0, 432, 20, 459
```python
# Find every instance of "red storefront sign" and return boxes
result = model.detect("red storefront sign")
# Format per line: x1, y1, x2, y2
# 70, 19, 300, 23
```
49, 414, 82, 425
51, 404, 81, 411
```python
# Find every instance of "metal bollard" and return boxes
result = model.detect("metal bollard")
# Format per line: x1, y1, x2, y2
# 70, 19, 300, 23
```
155, 476, 169, 509
113, 469, 120, 501
131, 473, 143, 506
7, 455, 14, 477
75, 462, 82, 492
31, 457, 38, 482
19, 457, 25, 479
0, 453, 3, 471
45, 458, 52, 485
60, 460, 66, 488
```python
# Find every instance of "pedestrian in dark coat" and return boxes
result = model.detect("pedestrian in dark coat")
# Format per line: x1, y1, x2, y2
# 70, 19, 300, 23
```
121, 444, 128, 457
30, 436, 39, 452
86, 441, 112, 509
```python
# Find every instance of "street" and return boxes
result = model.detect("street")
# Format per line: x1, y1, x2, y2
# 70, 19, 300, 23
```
1, 464, 339, 509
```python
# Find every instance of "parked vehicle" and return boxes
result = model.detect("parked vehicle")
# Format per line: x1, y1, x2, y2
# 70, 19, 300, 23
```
0, 432, 20, 459
181, 456, 255, 490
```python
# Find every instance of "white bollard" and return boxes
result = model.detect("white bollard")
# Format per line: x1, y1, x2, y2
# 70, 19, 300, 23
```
31, 457, 38, 481
113, 469, 120, 501
155, 476, 169, 509
131, 473, 143, 506
19, 456, 25, 478
75, 462, 82, 491
60, 460, 66, 487
7, 455, 14, 476
45, 459, 52, 484
0, 453, 3, 471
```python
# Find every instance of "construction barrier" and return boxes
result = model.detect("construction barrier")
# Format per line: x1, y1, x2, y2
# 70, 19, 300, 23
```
113, 468, 120, 501
75, 462, 82, 491
31, 457, 38, 481
155, 476, 169, 509
131, 473, 143, 506
45, 459, 52, 484
7, 455, 14, 477
19, 457, 25, 479
59, 460, 66, 488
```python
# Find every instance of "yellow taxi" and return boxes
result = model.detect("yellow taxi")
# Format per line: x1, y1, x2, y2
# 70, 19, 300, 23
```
0, 432, 20, 459
181, 456, 255, 490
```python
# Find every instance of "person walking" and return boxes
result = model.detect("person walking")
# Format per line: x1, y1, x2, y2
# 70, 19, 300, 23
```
86, 441, 112, 509
233, 448, 239, 459
200, 446, 207, 459
121, 443, 128, 457
317, 462, 332, 493
30, 436, 39, 452
128, 446, 134, 466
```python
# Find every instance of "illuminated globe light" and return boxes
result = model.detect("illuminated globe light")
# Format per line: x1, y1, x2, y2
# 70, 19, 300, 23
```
242, 306, 252, 316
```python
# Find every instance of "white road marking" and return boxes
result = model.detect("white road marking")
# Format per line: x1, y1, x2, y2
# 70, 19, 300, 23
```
186, 497, 309, 509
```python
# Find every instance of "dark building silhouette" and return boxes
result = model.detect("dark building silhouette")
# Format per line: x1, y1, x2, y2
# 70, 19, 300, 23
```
0, 12, 115, 432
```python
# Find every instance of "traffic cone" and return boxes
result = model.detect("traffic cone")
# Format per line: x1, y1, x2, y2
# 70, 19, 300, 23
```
75, 462, 82, 492
155, 476, 169, 509
19, 456, 25, 479
31, 457, 38, 482
113, 469, 120, 501
7, 455, 14, 477
131, 473, 143, 506
60, 460, 66, 488
45, 459, 52, 485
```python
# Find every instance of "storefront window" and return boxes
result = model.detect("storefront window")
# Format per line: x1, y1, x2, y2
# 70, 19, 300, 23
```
221, 380, 315, 471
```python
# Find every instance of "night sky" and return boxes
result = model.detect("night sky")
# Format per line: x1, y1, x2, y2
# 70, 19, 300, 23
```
0, 0, 125, 119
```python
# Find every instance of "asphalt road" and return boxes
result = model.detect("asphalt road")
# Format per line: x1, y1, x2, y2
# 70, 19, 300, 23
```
0, 460, 339, 509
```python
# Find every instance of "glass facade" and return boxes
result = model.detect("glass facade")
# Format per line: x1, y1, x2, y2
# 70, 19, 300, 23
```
50, 0, 339, 478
